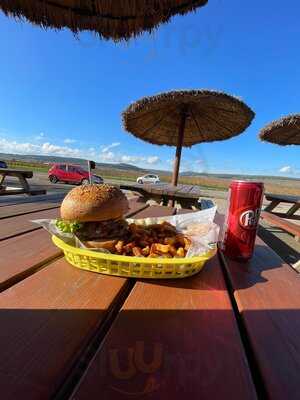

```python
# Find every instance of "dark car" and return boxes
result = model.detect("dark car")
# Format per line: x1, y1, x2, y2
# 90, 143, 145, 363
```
0, 160, 8, 168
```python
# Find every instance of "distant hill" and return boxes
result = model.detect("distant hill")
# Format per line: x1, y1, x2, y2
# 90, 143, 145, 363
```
97, 162, 144, 172
0, 152, 171, 174
181, 171, 202, 177
0, 153, 89, 165
0, 152, 142, 170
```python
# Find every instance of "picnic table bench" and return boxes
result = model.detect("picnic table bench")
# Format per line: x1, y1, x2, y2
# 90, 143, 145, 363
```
265, 193, 300, 219
261, 211, 300, 242
0, 168, 46, 196
1, 196, 300, 399
262, 194, 300, 242
119, 183, 201, 208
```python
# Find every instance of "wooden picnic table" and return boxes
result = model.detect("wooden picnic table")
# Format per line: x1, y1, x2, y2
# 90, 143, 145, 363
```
119, 182, 201, 208
0, 168, 46, 196
262, 194, 300, 242
1, 197, 300, 399
265, 193, 300, 219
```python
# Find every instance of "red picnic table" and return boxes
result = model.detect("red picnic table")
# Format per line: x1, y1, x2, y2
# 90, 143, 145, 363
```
1, 196, 300, 399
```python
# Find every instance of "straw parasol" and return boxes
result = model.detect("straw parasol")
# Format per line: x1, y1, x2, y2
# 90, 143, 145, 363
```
122, 90, 255, 185
259, 114, 300, 146
0, 0, 208, 41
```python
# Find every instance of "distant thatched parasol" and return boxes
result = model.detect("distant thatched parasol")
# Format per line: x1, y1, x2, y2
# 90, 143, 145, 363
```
122, 90, 255, 185
0, 0, 208, 41
259, 114, 300, 146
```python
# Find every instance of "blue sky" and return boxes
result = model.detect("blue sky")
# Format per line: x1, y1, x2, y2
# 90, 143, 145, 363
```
0, 0, 299, 177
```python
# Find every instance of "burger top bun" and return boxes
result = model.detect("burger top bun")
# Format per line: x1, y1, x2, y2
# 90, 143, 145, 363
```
60, 184, 129, 222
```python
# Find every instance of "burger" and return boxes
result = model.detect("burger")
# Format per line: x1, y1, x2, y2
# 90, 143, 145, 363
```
55, 184, 129, 251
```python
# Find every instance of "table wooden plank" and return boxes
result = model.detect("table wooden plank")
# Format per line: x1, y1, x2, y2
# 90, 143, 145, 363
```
265, 193, 300, 205
70, 254, 257, 400
0, 168, 33, 177
0, 200, 150, 241
269, 212, 300, 221
0, 193, 65, 207
0, 201, 60, 219
125, 198, 149, 216
0, 229, 61, 291
0, 207, 59, 241
219, 236, 300, 400
264, 200, 280, 212
0, 204, 186, 399
129, 205, 175, 218
261, 211, 300, 240
0, 258, 130, 400
176, 207, 194, 214
162, 183, 182, 195
159, 184, 197, 197
286, 203, 300, 216
177, 184, 193, 194
0, 201, 150, 291
120, 183, 201, 200
141, 183, 164, 196
0, 188, 46, 196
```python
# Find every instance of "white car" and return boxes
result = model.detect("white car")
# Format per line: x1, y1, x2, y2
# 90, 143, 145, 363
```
136, 174, 160, 184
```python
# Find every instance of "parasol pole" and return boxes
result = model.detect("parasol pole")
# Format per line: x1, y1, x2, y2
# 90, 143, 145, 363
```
171, 110, 187, 186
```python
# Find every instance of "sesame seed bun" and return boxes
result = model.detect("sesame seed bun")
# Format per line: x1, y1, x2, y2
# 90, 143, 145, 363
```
60, 184, 129, 222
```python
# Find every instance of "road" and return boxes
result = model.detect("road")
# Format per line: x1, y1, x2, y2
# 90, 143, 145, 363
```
3, 171, 228, 199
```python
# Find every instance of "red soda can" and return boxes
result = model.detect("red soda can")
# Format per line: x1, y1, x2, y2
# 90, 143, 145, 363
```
222, 180, 264, 261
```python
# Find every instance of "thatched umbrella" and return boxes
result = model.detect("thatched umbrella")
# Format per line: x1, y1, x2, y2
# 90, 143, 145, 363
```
259, 114, 300, 145
0, 0, 208, 42
122, 90, 255, 185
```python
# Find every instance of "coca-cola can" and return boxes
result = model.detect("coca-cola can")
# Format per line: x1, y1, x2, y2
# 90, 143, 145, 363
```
221, 180, 264, 261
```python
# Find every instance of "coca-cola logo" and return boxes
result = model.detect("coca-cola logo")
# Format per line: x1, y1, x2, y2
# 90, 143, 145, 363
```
239, 208, 260, 229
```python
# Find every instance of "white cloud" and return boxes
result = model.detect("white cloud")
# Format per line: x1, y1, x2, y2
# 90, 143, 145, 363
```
0, 138, 40, 154
100, 151, 115, 161
101, 142, 121, 153
120, 155, 160, 165
98, 142, 160, 166
0, 136, 160, 167
64, 138, 76, 144
41, 142, 81, 157
147, 156, 159, 164
0, 137, 83, 158
279, 166, 292, 173
99, 151, 160, 166
120, 155, 136, 163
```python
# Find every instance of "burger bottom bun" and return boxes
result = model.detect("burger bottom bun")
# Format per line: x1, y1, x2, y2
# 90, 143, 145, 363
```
82, 239, 118, 252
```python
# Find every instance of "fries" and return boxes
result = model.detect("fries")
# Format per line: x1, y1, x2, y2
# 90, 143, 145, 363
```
112, 222, 191, 258
115, 240, 124, 254
132, 247, 142, 257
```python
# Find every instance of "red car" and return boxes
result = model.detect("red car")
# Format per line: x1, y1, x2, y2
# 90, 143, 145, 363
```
48, 163, 103, 185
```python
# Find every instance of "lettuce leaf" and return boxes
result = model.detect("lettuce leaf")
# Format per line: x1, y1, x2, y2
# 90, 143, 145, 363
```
55, 219, 83, 234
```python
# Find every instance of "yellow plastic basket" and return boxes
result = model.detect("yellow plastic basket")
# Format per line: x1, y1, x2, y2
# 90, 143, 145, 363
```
52, 235, 216, 279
